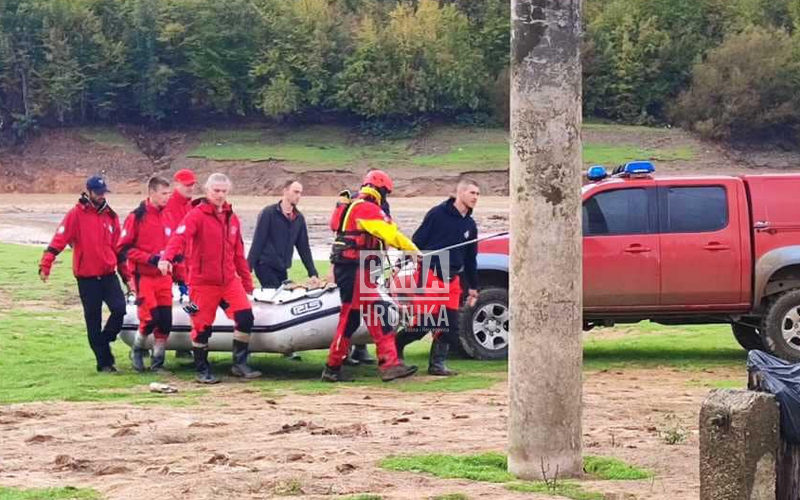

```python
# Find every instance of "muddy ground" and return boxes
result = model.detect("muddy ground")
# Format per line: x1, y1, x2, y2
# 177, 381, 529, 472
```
2, 124, 799, 197
0, 367, 741, 500
0, 195, 510, 258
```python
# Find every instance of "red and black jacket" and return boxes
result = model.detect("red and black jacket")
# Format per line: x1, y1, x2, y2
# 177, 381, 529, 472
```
39, 195, 121, 278
162, 199, 254, 292
117, 200, 171, 282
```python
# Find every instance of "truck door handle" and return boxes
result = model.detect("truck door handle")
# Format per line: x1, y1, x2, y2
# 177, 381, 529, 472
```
623, 244, 651, 254
703, 242, 730, 251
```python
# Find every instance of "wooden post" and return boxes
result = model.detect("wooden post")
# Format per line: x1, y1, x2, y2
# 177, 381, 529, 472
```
508, 0, 584, 480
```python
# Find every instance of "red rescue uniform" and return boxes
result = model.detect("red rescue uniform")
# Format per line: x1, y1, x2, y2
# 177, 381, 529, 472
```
327, 189, 418, 369
163, 189, 192, 283
39, 196, 121, 278
118, 200, 173, 342
162, 199, 253, 344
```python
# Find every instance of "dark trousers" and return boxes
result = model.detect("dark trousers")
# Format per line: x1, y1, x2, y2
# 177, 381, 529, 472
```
255, 264, 288, 289
76, 274, 126, 370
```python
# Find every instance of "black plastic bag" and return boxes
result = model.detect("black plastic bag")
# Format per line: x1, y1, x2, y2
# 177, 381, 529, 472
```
747, 350, 800, 444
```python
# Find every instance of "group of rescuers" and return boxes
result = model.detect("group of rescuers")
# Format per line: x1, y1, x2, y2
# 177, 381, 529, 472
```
38, 169, 481, 384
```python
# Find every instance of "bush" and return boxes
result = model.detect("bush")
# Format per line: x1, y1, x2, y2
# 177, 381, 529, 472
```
670, 28, 800, 142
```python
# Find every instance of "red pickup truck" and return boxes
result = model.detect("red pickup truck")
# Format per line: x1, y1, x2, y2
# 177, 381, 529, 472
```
464, 162, 800, 362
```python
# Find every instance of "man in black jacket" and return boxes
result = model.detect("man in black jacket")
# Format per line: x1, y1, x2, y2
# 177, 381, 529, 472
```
248, 180, 319, 361
248, 180, 319, 288
396, 178, 480, 375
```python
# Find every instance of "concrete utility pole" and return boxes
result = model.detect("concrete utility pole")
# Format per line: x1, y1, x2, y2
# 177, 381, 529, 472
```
508, 0, 583, 480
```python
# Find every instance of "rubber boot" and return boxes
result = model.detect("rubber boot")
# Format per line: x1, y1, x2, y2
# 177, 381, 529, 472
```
150, 342, 167, 372
231, 340, 262, 379
350, 345, 376, 365
395, 327, 426, 361
193, 347, 219, 384
131, 333, 147, 373
427, 337, 458, 376
321, 364, 355, 382
380, 363, 418, 382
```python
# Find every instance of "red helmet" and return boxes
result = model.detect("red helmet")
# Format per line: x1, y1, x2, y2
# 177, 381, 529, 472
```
362, 170, 393, 193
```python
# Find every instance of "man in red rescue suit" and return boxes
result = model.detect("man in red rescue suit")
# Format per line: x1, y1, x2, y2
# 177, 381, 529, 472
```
117, 176, 174, 373
163, 168, 196, 291
159, 173, 260, 384
163, 168, 196, 359
39, 175, 126, 372
322, 170, 419, 382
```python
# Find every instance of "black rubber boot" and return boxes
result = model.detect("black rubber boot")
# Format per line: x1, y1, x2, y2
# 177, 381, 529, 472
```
150, 343, 167, 372
395, 327, 426, 361
231, 340, 262, 379
321, 365, 355, 382
193, 347, 219, 384
427, 337, 458, 376
350, 345, 376, 365
380, 363, 418, 382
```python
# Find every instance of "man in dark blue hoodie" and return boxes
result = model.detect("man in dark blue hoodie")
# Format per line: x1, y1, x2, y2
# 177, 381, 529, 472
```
396, 178, 480, 375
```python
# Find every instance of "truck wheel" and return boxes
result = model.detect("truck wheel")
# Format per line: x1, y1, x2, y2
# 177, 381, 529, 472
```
730, 324, 765, 352
762, 290, 800, 362
458, 288, 509, 360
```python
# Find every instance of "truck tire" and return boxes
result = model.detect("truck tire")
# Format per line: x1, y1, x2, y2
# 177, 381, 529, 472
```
730, 324, 765, 352
762, 289, 800, 362
458, 287, 509, 360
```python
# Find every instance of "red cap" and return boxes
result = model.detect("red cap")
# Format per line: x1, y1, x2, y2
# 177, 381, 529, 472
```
173, 169, 196, 186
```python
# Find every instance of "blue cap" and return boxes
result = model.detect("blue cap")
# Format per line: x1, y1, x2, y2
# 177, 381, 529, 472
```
86, 175, 110, 194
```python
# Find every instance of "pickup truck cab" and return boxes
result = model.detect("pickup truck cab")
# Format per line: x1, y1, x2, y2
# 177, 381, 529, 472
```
464, 162, 800, 362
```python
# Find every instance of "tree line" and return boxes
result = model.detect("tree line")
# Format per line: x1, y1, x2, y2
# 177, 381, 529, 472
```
1, 0, 799, 144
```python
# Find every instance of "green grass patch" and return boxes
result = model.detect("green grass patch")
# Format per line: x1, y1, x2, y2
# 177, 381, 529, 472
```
0, 243, 75, 304
686, 378, 743, 389
340, 496, 383, 500
188, 126, 408, 168
583, 456, 651, 480
380, 452, 639, 500
186, 124, 693, 170
74, 127, 135, 152
0, 486, 101, 500
432, 495, 470, 500
583, 143, 694, 165
504, 482, 603, 500
584, 322, 745, 371
1, 240, 746, 404
381, 452, 514, 482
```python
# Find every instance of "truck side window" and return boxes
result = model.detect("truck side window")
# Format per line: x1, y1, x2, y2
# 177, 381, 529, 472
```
664, 186, 727, 233
582, 188, 648, 236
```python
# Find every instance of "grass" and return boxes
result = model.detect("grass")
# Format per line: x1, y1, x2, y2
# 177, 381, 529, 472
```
341, 496, 382, 500
185, 124, 695, 170
0, 486, 101, 500
0, 238, 746, 404
432, 495, 469, 500
380, 452, 648, 500
504, 482, 604, 500
188, 126, 407, 168
583, 322, 745, 371
582, 456, 651, 480
74, 126, 135, 153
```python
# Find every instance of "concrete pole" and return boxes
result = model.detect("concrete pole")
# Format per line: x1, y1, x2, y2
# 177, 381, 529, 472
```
508, 0, 583, 480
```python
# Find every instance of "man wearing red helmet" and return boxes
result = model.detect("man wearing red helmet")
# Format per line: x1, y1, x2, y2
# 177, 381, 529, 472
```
323, 170, 419, 382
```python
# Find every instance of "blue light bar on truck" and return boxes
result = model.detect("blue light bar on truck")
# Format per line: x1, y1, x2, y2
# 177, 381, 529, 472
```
586, 165, 608, 181
621, 161, 655, 176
